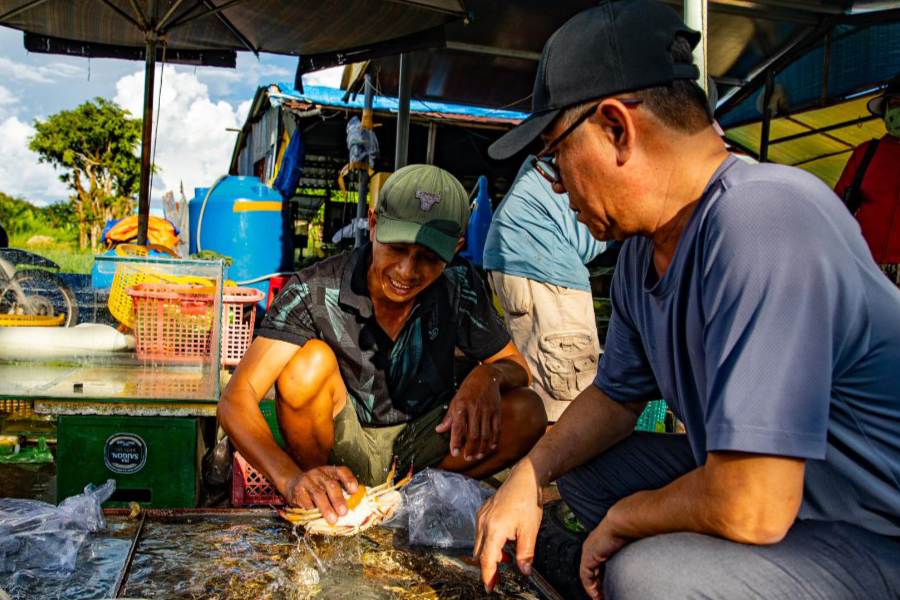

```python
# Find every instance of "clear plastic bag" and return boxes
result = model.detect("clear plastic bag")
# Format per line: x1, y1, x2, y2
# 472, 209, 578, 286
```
385, 469, 494, 548
346, 116, 379, 167
0, 479, 115, 572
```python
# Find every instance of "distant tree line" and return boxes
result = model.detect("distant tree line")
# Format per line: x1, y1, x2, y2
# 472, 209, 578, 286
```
0, 192, 76, 245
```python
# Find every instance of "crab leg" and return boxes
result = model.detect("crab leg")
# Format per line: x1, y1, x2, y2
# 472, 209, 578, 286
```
277, 509, 311, 524
370, 467, 413, 499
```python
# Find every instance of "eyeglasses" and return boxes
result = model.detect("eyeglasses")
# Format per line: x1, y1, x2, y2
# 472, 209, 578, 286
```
532, 97, 643, 185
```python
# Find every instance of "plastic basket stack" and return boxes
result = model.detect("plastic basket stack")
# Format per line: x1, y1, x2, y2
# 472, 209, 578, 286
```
107, 244, 210, 329
125, 283, 263, 365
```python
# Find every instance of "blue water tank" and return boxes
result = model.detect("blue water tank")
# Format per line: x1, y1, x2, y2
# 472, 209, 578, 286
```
189, 176, 293, 302
188, 187, 209, 255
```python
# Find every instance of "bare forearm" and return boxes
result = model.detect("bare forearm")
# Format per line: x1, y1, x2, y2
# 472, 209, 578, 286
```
605, 453, 805, 546
217, 384, 303, 493
529, 386, 643, 487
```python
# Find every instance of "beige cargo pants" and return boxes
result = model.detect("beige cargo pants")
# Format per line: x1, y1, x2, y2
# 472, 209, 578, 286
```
488, 271, 600, 422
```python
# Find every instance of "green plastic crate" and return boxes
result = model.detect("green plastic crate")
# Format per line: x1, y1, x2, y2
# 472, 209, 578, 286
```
57, 416, 202, 508
635, 400, 667, 432
259, 401, 285, 448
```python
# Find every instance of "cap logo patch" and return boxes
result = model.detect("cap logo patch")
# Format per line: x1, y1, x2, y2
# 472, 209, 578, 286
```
415, 188, 442, 211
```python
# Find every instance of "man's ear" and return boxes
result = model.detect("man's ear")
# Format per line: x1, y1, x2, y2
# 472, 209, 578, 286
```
368, 210, 377, 243
595, 98, 636, 165
455, 237, 465, 253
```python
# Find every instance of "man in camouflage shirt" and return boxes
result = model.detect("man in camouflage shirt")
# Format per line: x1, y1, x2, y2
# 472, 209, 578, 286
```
219, 165, 546, 523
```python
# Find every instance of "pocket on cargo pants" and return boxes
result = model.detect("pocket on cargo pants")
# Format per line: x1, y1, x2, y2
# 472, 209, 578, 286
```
538, 331, 598, 401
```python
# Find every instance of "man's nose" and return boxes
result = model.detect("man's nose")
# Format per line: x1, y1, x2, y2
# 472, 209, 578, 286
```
396, 255, 416, 278
553, 180, 567, 194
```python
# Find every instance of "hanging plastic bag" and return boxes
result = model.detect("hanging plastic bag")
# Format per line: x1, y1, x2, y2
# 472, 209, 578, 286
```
384, 469, 494, 548
0, 479, 115, 572
346, 116, 379, 167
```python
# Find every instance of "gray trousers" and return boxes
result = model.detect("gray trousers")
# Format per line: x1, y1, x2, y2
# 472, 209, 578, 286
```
557, 432, 900, 600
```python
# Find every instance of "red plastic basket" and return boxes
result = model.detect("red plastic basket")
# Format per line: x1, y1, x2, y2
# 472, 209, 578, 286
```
266, 275, 291, 309
126, 284, 264, 364
232, 452, 286, 507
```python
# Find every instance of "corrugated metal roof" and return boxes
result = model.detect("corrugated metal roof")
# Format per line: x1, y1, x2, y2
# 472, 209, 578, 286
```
351, 0, 882, 112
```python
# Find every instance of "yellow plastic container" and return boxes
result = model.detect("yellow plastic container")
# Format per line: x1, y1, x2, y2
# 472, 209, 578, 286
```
0, 314, 65, 327
108, 244, 213, 328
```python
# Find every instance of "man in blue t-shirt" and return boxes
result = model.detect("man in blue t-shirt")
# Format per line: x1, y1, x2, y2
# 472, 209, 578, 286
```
484, 157, 607, 421
474, 1, 900, 599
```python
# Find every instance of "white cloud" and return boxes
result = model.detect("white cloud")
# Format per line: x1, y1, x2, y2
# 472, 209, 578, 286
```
114, 67, 246, 205
43, 61, 85, 79
236, 99, 252, 126
0, 86, 18, 121
0, 117, 69, 206
195, 56, 292, 98
302, 67, 343, 88
0, 66, 254, 209
0, 56, 85, 84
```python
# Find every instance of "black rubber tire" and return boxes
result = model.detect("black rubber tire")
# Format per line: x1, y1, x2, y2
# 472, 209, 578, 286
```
0, 268, 79, 327
533, 500, 591, 600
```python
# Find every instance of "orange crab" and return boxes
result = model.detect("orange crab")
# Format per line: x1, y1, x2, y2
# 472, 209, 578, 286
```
278, 464, 412, 536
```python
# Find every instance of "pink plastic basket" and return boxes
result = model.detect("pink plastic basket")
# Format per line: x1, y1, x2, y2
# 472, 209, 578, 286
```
220, 287, 265, 366
125, 284, 263, 364
232, 452, 286, 507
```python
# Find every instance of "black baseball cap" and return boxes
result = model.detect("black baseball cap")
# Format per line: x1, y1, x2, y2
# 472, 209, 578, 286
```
488, 0, 701, 160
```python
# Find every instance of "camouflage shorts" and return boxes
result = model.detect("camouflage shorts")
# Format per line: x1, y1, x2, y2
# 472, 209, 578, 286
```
328, 399, 451, 486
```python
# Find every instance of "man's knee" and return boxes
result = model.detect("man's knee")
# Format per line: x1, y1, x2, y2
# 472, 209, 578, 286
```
501, 387, 547, 451
275, 339, 340, 411
605, 534, 711, 600
557, 470, 615, 530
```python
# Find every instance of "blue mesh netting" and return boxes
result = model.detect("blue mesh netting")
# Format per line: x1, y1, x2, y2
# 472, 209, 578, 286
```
719, 21, 900, 128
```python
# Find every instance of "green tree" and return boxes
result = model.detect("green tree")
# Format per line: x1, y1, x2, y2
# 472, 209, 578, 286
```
28, 98, 145, 250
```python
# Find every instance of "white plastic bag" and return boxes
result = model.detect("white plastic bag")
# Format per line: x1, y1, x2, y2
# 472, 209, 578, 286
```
385, 469, 494, 548
0, 479, 115, 572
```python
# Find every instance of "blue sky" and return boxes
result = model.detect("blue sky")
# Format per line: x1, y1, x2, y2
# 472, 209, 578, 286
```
0, 27, 341, 210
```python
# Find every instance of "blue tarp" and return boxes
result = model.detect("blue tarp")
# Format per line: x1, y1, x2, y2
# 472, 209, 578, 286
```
273, 83, 528, 122
272, 126, 306, 200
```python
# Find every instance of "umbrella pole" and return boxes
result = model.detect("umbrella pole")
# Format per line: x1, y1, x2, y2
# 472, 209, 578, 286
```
684, 0, 707, 92
137, 32, 158, 247
394, 52, 412, 170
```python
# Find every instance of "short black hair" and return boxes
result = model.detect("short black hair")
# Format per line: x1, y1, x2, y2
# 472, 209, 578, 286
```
562, 34, 712, 134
